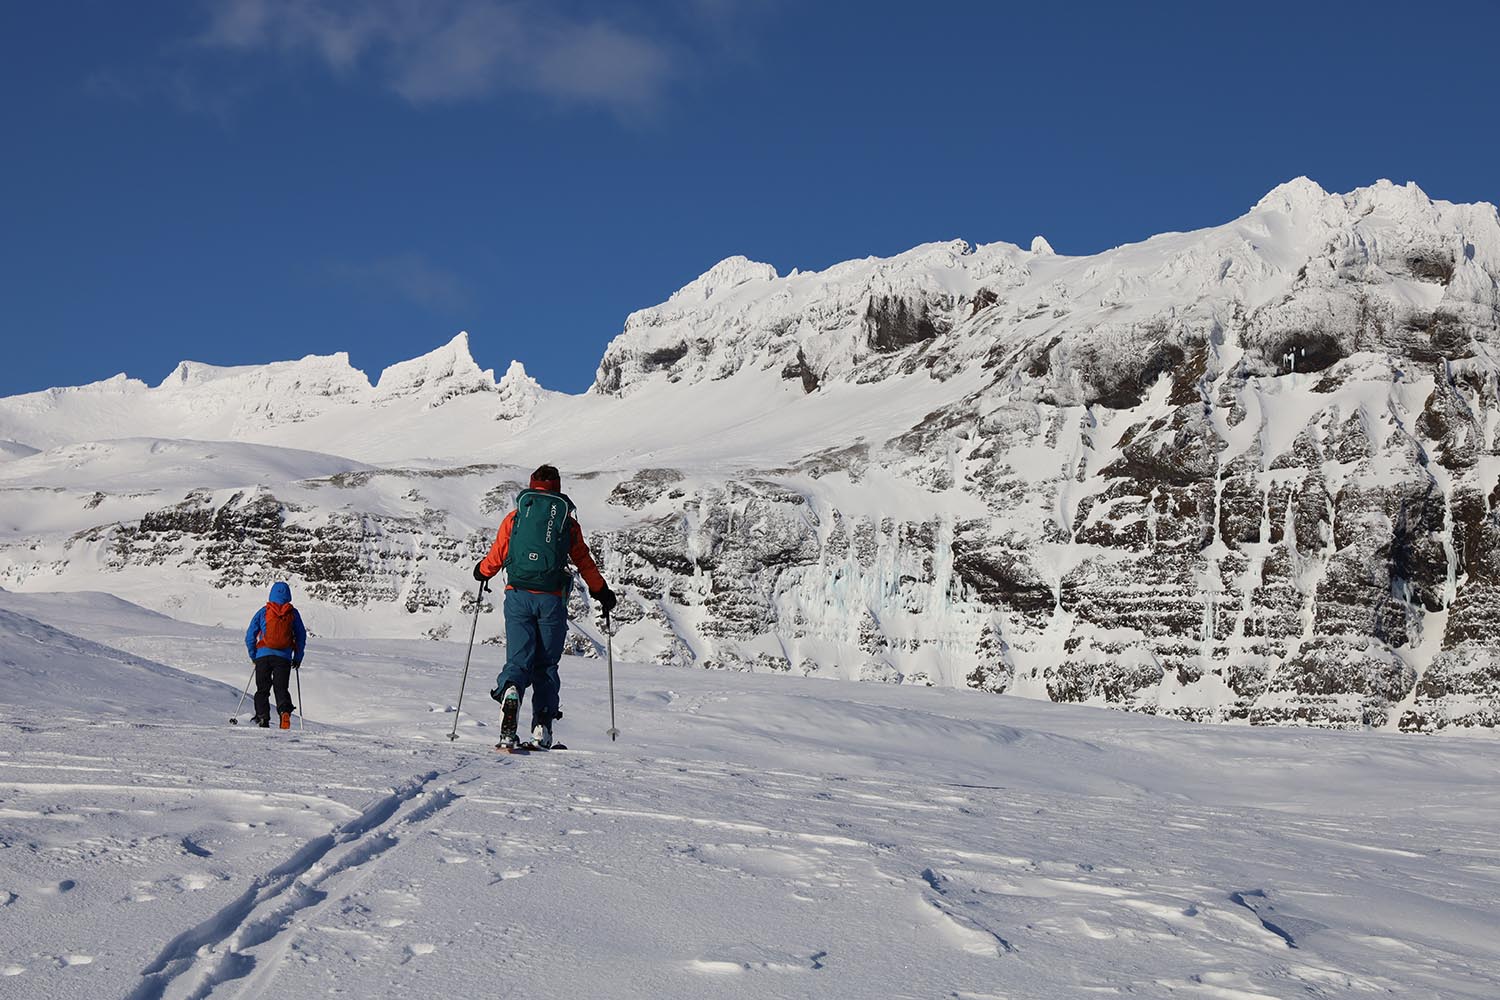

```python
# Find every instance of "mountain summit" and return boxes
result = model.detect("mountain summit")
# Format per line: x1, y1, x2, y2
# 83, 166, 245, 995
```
374, 331, 497, 407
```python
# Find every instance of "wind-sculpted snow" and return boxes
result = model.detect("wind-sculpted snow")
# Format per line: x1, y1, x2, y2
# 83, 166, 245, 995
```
1, 179, 1498, 729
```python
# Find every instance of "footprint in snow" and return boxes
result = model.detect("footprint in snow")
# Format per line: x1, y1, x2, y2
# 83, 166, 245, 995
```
686, 946, 826, 974
179, 873, 213, 891
35, 880, 76, 896
689, 960, 745, 975
2, 965, 25, 976
56, 955, 93, 967
407, 943, 436, 957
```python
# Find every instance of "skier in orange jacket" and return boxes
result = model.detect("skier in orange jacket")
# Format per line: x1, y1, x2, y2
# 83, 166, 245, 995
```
474, 464, 615, 748
243, 581, 307, 729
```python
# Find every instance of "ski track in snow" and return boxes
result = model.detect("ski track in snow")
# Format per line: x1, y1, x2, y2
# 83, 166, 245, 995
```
1, 593, 1499, 997
4, 727, 1499, 999
124, 767, 468, 1000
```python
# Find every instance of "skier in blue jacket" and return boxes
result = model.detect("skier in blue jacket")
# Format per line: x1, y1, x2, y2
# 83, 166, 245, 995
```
244, 582, 308, 729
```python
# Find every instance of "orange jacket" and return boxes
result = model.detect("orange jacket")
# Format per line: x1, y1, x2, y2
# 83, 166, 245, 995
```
478, 509, 606, 595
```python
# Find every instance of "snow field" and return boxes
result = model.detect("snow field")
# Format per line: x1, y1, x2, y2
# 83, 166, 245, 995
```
1, 591, 1498, 998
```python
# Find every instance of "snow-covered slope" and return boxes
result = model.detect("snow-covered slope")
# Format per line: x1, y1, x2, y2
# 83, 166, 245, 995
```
1, 179, 1498, 730
0, 605, 234, 722
0, 438, 371, 493
0, 440, 39, 463
1, 590, 1497, 998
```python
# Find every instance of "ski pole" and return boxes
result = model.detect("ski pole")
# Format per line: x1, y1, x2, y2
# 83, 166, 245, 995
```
605, 610, 619, 742
229, 664, 255, 725
294, 663, 305, 731
448, 579, 488, 742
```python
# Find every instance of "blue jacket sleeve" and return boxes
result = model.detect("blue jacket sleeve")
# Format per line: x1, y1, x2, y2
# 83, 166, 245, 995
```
245, 609, 265, 660
292, 611, 307, 661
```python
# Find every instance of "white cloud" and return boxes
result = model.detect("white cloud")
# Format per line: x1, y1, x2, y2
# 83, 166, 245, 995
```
324, 253, 472, 312
526, 20, 672, 108
197, 0, 679, 114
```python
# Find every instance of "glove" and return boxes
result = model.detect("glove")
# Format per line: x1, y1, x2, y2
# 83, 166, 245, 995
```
592, 585, 617, 616
472, 561, 488, 583
292, 657, 302, 669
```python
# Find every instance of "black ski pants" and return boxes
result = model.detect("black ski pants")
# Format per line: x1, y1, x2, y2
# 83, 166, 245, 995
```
254, 655, 294, 720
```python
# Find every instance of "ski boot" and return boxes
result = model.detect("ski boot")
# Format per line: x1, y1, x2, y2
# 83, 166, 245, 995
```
496, 687, 520, 751
254, 716, 270, 729
279, 711, 292, 730
530, 721, 552, 750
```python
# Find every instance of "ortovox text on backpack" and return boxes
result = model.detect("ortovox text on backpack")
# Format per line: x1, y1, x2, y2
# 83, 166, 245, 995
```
504, 489, 576, 592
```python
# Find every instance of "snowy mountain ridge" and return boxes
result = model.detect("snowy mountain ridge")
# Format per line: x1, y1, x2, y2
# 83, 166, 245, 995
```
595, 177, 1498, 400
0, 332, 511, 453
2, 177, 1498, 732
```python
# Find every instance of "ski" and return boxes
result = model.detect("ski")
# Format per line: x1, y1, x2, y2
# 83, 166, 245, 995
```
494, 741, 568, 754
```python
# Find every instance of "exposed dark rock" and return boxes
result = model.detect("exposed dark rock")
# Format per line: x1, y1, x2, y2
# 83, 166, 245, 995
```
104, 489, 463, 608
794, 442, 869, 481
969, 287, 999, 316
1084, 339, 1187, 409
596, 359, 623, 394
864, 294, 951, 353
1417, 369, 1482, 469
1099, 406, 1221, 488
951, 529, 1054, 615
1403, 310, 1478, 363
1218, 457, 1267, 547
780, 347, 821, 393
1406, 250, 1455, 285
1019, 336, 1063, 378
1168, 346, 1210, 407
480, 482, 526, 515
1264, 329, 1346, 374
608, 469, 685, 510
643, 342, 691, 371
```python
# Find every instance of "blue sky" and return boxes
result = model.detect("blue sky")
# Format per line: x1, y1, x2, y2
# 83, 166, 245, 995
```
3, 1, 1496, 397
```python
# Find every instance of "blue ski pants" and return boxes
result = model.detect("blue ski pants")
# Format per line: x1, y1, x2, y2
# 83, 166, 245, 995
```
492, 589, 567, 727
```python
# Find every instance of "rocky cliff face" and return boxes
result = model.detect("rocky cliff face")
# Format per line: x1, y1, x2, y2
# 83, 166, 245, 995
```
585, 178, 1500, 730
2, 179, 1497, 730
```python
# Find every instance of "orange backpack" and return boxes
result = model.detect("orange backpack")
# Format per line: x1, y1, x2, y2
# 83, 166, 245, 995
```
259, 602, 296, 650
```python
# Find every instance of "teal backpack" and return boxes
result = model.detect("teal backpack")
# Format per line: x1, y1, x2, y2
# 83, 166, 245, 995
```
504, 489, 576, 592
